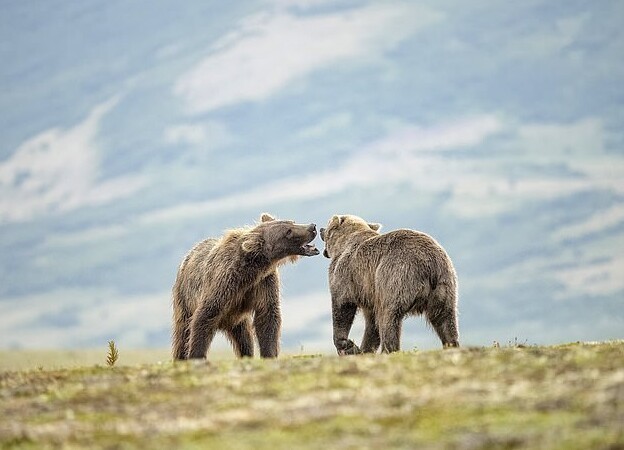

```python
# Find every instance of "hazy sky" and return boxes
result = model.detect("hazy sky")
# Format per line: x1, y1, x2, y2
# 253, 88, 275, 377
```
1, 0, 622, 351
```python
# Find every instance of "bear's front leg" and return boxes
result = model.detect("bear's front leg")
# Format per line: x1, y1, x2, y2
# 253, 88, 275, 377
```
254, 273, 281, 358
332, 300, 361, 356
187, 300, 221, 359
254, 304, 281, 358
335, 338, 361, 356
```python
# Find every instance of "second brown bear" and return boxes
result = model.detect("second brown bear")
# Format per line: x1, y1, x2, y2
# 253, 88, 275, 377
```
320, 214, 459, 354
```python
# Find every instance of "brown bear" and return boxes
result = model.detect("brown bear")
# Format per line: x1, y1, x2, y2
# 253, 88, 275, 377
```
172, 213, 319, 360
319, 214, 459, 354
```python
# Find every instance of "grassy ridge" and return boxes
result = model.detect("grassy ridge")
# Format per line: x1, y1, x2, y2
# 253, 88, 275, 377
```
1, 342, 622, 449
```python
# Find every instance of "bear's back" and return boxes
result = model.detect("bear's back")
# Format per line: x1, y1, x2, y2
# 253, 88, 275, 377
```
358, 229, 454, 274
359, 229, 456, 300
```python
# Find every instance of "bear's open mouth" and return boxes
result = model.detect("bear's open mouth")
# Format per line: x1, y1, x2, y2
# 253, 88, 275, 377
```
300, 243, 319, 256
298, 227, 319, 256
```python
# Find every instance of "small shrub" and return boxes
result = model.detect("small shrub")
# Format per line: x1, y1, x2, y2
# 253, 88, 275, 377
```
508, 337, 529, 348
106, 340, 119, 367
493, 338, 531, 348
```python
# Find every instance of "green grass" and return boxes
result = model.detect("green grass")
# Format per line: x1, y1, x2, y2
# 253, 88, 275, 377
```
0, 349, 171, 371
1, 341, 622, 449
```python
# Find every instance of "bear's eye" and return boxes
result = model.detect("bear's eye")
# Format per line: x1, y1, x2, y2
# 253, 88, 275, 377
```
286, 229, 293, 237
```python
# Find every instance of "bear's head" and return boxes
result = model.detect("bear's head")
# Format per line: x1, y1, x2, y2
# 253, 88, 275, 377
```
319, 214, 381, 259
241, 213, 320, 261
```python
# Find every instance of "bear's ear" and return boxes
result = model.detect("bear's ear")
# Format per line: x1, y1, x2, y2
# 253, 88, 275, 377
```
260, 213, 275, 223
329, 215, 344, 227
241, 232, 264, 253
368, 222, 382, 231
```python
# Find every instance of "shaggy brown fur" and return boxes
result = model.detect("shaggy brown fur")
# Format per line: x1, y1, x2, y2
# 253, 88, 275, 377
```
172, 213, 319, 360
320, 214, 459, 354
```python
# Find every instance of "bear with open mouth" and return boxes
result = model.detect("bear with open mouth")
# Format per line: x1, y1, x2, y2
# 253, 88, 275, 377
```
172, 213, 319, 360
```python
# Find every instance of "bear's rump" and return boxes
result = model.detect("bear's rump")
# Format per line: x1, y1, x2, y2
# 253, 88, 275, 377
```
373, 256, 440, 309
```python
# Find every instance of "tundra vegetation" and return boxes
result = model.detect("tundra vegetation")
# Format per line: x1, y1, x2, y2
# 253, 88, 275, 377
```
0, 341, 622, 449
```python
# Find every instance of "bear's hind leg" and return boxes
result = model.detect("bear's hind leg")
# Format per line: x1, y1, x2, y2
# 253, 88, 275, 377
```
172, 287, 194, 360
187, 300, 221, 359
227, 318, 255, 358
172, 324, 190, 360
172, 310, 192, 360
379, 307, 403, 353
360, 308, 380, 353
427, 304, 459, 348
